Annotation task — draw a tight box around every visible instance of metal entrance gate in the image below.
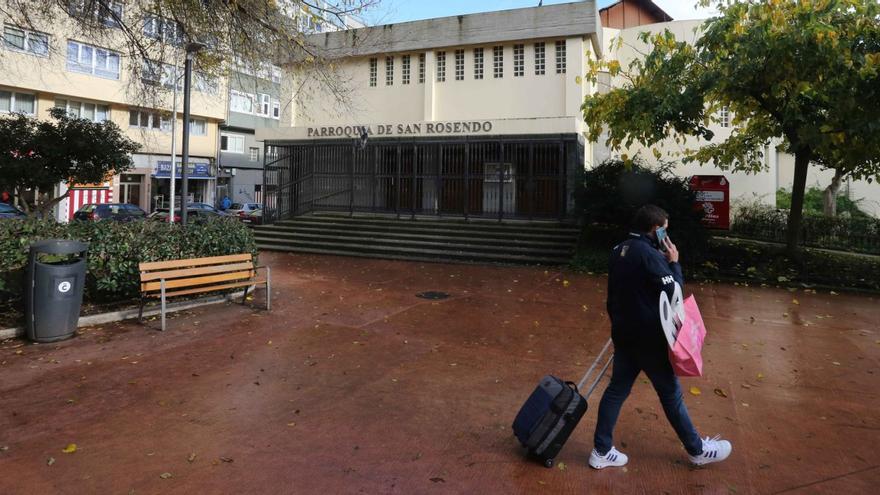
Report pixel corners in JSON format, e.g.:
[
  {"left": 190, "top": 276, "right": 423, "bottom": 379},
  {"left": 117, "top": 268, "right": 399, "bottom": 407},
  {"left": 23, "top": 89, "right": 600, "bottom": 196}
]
[{"left": 262, "top": 135, "right": 583, "bottom": 224}]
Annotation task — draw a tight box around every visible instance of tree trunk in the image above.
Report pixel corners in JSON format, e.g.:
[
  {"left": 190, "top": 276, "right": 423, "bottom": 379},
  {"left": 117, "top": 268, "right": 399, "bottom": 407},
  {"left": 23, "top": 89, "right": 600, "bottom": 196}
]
[
  {"left": 14, "top": 186, "right": 32, "bottom": 215},
  {"left": 785, "top": 150, "right": 811, "bottom": 255},
  {"left": 822, "top": 170, "right": 844, "bottom": 217},
  {"left": 36, "top": 190, "right": 69, "bottom": 219}
]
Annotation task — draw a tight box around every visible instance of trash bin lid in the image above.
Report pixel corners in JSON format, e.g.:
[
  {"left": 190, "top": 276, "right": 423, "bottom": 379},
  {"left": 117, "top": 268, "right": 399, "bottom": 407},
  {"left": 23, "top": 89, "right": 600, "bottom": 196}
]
[{"left": 29, "top": 239, "right": 89, "bottom": 255}]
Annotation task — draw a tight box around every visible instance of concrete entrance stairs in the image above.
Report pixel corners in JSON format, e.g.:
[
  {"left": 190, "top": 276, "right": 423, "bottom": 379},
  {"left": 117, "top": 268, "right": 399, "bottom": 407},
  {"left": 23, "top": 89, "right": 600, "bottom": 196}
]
[{"left": 253, "top": 213, "right": 579, "bottom": 265}]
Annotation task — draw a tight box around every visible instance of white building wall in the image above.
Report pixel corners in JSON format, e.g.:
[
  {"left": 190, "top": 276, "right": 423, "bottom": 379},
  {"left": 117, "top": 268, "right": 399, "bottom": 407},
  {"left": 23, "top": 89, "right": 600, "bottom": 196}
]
[{"left": 290, "top": 38, "right": 594, "bottom": 127}]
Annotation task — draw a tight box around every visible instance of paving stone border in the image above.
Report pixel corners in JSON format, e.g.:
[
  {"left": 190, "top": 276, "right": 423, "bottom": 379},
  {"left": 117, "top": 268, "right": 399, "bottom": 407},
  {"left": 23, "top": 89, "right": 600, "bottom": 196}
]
[{"left": 0, "top": 290, "right": 247, "bottom": 340}]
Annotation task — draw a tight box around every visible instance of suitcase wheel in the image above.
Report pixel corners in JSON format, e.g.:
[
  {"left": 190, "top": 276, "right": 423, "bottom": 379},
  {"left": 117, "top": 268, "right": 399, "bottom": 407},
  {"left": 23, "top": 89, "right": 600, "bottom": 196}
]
[{"left": 544, "top": 458, "right": 554, "bottom": 468}]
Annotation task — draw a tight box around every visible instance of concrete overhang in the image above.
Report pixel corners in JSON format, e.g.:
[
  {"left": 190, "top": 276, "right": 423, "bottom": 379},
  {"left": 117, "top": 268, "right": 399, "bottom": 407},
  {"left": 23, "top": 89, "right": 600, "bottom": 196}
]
[{"left": 296, "top": 1, "right": 603, "bottom": 61}]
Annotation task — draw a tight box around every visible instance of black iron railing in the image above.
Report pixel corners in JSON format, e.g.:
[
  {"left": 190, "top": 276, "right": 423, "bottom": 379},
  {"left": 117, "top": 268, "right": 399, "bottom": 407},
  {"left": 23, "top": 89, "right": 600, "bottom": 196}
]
[{"left": 263, "top": 135, "right": 583, "bottom": 224}]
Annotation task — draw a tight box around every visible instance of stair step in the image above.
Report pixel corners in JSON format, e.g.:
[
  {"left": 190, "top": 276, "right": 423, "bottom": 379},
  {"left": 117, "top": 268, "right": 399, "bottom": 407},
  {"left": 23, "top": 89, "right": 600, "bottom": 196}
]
[
  {"left": 257, "top": 213, "right": 578, "bottom": 266},
  {"left": 260, "top": 222, "right": 579, "bottom": 242},
  {"left": 254, "top": 232, "right": 572, "bottom": 256},
  {"left": 282, "top": 214, "right": 580, "bottom": 234},
  {"left": 256, "top": 238, "right": 572, "bottom": 265},
  {"left": 254, "top": 225, "right": 576, "bottom": 247}
]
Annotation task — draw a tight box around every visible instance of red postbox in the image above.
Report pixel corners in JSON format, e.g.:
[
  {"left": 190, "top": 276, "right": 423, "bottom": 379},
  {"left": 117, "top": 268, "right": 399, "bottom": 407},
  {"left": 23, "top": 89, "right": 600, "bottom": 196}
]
[{"left": 689, "top": 175, "right": 730, "bottom": 230}]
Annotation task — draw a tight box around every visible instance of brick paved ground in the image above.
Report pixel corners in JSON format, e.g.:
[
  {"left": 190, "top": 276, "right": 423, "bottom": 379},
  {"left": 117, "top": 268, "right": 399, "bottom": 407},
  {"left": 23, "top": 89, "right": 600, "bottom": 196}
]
[{"left": 1, "top": 252, "right": 878, "bottom": 494}]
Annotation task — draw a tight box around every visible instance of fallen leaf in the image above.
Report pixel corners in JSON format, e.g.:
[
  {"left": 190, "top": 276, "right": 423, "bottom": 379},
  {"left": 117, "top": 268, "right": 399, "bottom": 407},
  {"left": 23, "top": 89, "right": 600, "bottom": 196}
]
[
  {"left": 47, "top": 457, "right": 55, "bottom": 466},
  {"left": 430, "top": 477, "right": 445, "bottom": 483},
  {"left": 187, "top": 453, "right": 196, "bottom": 463},
  {"left": 792, "top": 299, "right": 799, "bottom": 305},
  {"left": 220, "top": 457, "right": 233, "bottom": 463},
  {"left": 287, "top": 422, "right": 296, "bottom": 427},
  {"left": 830, "top": 291, "right": 839, "bottom": 296},
  {"left": 689, "top": 386, "right": 701, "bottom": 396},
  {"left": 159, "top": 472, "right": 173, "bottom": 479},
  {"left": 713, "top": 388, "right": 728, "bottom": 398},
  {"left": 756, "top": 373, "right": 765, "bottom": 380},
  {"left": 537, "top": 480, "right": 547, "bottom": 485},
  {"left": 557, "top": 462, "right": 567, "bottom": 471},
  {"left": 562, "top": 280, "right": 570, "bottom": 288},
  {"left": 741, "top": 403, "right": 750, "bottom": 407},
  {"left": 832, "top": 361, "right": 841, "bottom": 366},
  {"left": 62, "top": 444, "right": 77, "bottom": 454}
]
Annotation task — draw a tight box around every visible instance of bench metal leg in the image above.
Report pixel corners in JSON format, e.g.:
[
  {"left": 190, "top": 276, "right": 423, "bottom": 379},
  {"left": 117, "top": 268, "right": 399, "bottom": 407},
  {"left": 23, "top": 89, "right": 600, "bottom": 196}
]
[
  {"left": 160, "top": 278, "right": 166, "bottom": 332},
  {"left": 265, "top": 266, "right": 272, "bottom": 311},
  {"left": 241, "top": 285, "right": 250, "bottom": 305},
  {"left": 137, "top": 296, "right": 145, "bottom": 323}
]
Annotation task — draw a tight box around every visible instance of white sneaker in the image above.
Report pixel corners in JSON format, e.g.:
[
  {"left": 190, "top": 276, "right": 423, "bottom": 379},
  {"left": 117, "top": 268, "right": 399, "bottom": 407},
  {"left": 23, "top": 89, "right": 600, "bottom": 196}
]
[
  {"left": 589, "top": 447, "right": 629, "bottom": 469},
  {"left": 689, "top": 435, "right": 732, "bottom": 466}
]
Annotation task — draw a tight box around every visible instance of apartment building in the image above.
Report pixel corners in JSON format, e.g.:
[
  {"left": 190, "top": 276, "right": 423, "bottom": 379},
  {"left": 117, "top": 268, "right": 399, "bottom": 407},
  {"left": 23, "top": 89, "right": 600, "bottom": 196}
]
[
  {"left": 217, "top": 2, "right": 363, "bottom": 206},
  {"left": 0, "top": 6, "right": 225, "bottom": 220},
  {"left": 216, "top": 64, "right": 283, "bottom": 206}
]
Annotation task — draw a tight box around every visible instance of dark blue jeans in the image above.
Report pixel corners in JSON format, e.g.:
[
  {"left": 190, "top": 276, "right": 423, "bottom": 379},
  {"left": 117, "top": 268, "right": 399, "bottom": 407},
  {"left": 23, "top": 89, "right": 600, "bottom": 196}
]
[{"left": 593, "top": 345, "right": 703, "bottom": 456}]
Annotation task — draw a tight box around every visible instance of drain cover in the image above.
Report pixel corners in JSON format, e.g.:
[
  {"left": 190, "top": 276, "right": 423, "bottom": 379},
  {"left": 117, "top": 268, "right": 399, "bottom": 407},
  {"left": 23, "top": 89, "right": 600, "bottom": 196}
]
[{"left": 416, "top": 291, "right": 451, "bottom": 300}]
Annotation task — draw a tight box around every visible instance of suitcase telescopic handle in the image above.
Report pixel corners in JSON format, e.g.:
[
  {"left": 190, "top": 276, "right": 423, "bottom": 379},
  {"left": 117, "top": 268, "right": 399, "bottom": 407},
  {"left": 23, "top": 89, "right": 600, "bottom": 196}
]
[{"left": 576, "top": 338, "right": 614, "bottom": 399}]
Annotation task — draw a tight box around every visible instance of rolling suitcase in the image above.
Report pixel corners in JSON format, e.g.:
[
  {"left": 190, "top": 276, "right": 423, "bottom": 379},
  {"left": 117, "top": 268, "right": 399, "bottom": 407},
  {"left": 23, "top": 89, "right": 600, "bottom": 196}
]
[{"left": 512, "top": 339, "right": 614, "bottom": 468}]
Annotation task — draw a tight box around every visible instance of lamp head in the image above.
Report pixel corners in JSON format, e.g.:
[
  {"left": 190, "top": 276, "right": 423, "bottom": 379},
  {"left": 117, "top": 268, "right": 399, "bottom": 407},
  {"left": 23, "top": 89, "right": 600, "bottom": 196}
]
[{"left": 185, "top": 42, "right": 206, "bottom": 53}]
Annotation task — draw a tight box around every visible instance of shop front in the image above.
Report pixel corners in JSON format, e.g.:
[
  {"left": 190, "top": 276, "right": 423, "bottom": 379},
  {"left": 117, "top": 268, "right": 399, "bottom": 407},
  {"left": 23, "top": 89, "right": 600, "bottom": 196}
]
[{"left": 146, "top": 157, "right": 216, "bottom": 210}]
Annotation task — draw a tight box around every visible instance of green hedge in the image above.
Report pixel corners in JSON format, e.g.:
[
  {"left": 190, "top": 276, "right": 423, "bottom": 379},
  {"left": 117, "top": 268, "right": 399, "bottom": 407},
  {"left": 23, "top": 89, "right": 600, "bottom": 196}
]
[
  {"left": 0, "top": 218, "right": 257, "bottom": 304},
  {"left": 731, "top": 201, "right": 880, "bottom": 255}
]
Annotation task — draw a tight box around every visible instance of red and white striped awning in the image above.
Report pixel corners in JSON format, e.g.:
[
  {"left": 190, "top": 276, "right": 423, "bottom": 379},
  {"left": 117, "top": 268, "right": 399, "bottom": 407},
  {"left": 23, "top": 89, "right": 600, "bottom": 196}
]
[{"left": 66, "top": 187, "right": 113, "bottom": 221}]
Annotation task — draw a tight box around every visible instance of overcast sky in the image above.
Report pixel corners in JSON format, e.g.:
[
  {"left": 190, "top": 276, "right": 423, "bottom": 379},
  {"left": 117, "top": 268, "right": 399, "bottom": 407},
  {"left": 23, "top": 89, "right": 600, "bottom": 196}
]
[{"left": 363, "top": 1, "right": 718, "bottom": 25}]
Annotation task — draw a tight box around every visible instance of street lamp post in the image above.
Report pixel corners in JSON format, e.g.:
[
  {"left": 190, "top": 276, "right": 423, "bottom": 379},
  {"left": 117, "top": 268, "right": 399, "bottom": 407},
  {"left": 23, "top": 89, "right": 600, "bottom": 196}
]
[
  {"left": 180, "top": 42, "right": 205, "bottom": 226},
  {"left": 168, "top": 62, "right": 179, "bottom": 223}
]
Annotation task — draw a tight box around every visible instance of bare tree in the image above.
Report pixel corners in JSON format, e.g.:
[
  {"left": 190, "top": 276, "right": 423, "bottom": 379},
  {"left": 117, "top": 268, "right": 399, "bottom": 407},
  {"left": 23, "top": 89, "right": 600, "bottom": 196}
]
[{"left": 0, "top": 0, "right": 379, "bottom": 110}]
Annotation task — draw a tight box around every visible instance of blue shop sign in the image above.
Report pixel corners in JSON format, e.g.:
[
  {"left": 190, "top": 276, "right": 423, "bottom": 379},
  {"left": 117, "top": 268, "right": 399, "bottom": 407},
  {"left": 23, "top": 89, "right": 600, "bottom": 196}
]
[{"left": 154, "top": 161, "right": 213, "bottom": 178}]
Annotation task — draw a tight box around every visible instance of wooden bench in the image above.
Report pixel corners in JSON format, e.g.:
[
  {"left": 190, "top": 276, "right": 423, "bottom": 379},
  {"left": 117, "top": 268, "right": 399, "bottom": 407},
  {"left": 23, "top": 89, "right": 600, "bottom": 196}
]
[{"left": 138, "top": 253, "right": 270, "bottom": 331}]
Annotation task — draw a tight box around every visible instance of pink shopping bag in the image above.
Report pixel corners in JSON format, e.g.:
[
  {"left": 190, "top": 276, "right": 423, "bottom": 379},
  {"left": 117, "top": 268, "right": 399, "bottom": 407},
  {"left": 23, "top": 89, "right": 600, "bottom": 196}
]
[{"left": 668, "top": 295, "right": 707, "bottom": 377}]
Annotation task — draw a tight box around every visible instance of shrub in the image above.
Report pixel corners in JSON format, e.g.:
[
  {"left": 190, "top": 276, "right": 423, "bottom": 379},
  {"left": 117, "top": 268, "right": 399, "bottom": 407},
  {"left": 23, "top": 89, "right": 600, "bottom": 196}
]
[
  {"left": 776, "top": 187, "right": 870, "bottom": 219},
  {"left": 573, "top": 159, "right": 709, "bottom": 264},
  {"left": 693, "top": 237, "right": 880, "bottom": 292},
  {"left": 0, "top": 217, "right": 257, "bottom": 304},
  {"left": 731, "top": 201, "right": 880, "bottom": 254}
]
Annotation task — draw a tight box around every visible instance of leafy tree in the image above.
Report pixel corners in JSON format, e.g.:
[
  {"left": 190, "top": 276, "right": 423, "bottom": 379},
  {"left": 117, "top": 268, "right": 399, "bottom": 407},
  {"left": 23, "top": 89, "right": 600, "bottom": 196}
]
[
  {"left": 0, "top": 108, "right": 140, "bottom": 216},
  {"left": 583, "top": 0, "right": 880, "bottom": 254}
]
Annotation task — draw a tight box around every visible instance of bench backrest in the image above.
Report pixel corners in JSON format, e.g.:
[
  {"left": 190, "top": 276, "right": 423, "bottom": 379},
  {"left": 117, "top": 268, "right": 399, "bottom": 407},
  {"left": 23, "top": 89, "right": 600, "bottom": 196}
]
[{"left": 139, "top": 253, "right": 255, "bottom": 294}]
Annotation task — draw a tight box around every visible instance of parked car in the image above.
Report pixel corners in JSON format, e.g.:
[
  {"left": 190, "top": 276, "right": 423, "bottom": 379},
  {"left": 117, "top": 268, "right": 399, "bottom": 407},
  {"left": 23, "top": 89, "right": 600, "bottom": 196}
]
[
  {"left": 0, "top": 202, "right": 25, "bottom": 219},
  {"left": 73, "top": 203, "right": 147, "bottom": 222},
  {"left": 226, "top": 202, "right": 261, "bottom": 218},
  {"left": 148, "top": 208, "right": 223, "bottom": 224},
  {"left": 188, "top": 202, "right": 229, "bottom": 215},
  {"left": 240, "top": 208, "right": 263, "bottom": 225}
]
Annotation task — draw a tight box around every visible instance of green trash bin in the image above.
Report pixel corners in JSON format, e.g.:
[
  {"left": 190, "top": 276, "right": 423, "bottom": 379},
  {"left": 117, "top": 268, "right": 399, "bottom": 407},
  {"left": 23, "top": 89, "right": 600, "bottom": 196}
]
[{"left": 25, "top": 239, "right": 89, "bottom": 343}]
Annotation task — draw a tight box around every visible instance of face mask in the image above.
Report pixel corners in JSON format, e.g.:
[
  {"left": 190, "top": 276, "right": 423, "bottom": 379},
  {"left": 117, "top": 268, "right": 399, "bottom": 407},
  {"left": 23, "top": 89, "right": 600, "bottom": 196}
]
[{"left": 655, "top": 226, "right": 667, "bottom": 247}]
